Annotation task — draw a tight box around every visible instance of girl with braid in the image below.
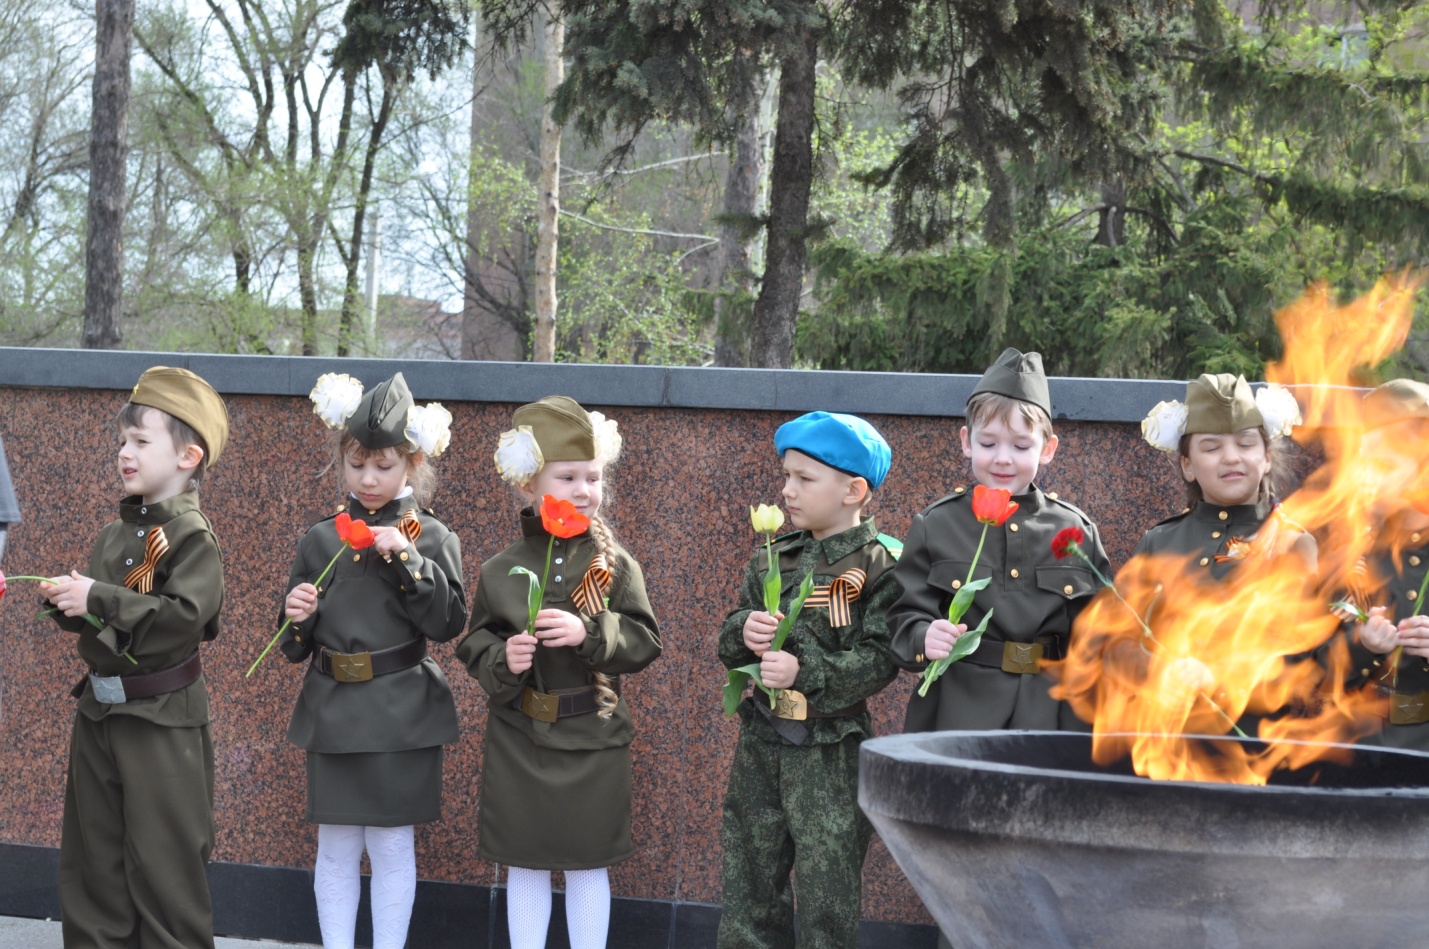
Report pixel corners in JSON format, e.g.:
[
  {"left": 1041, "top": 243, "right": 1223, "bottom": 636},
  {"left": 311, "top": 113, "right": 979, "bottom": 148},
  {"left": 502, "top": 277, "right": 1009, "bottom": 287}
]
[{"left": 458, "top": 396, "right": 663, "bottom": 949}]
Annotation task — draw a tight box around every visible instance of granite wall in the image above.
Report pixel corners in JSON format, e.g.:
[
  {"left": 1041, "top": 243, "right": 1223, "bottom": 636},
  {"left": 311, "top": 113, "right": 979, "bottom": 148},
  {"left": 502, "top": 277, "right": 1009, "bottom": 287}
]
[{"left": 0, "top": 350, "right": 1193, "bottom": 935}]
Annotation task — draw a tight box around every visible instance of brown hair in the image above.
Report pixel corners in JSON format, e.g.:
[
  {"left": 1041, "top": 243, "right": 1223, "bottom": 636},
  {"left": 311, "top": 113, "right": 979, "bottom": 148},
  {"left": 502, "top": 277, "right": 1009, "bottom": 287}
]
[
  {"left": 116, "top": 402, "right": 209, "bottom": 489},
  {"left": 336, "top": 431, "right": 437, "bottom": 507},
  {"left": 1178, "top": 428, "right": 1284, "bottom": 507},
  {"left": 965, "top": 392, "right": 1054, "bottom": 442}
]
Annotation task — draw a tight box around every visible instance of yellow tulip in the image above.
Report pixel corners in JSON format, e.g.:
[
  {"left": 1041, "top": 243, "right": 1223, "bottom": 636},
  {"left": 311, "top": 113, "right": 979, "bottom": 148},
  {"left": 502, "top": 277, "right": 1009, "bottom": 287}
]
[{"left": 749, "top": 503, "right": 785, "bottom": 535}]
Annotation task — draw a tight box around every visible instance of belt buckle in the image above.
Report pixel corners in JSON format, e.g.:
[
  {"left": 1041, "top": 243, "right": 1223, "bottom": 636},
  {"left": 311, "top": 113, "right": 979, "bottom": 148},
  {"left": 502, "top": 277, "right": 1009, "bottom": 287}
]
[
  {"left": 520, "top": 687, "right": 559, "bottom": 724},
  {"left": 774, "top": 689, "right": 808, "bottom": 721},
  {"left": 1391, "top": 692, "right": 1429, "bottom": 725},
  {"left": 89, "top": 674, "right": 127, "bottom": 704},
  {"left": 1001, "top": 642, "right": 1043, "bottom": 674},
  {"left": 330, "top": 651, "right": 374, "bottom": 683}
]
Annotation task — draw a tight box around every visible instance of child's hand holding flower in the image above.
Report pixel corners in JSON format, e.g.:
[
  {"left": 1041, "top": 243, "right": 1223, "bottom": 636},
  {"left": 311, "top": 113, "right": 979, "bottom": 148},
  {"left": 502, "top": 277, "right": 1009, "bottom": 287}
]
[
  {"left": 368, "top": 525, "right": 410, "bottom": 560},
  {"left": 1396, "top": 613, "right": 1429, "bottom": 659},
  {"left": 506, "top": 633, "right": 537, "bottom": 674},
  {"left": 923, "top": 619, "right": 967, "bottom": 661},
  {"left": 286, "top": 583, "right": 319, "bottom": 624},
  {"left": 533, "top": 608, "right": 587, "bottom": 648},
  {"left": 760, "top": 649, "right": 799, "bottom": 690},
  {"left": 1359, "top": 606, "right": 1399, "bottom": 653},
  {"left": 742, "top": 610, "right": 781, "bottom": 655},
  {"left": 45, "top": 570, "right": 96, "bottom": 618}
]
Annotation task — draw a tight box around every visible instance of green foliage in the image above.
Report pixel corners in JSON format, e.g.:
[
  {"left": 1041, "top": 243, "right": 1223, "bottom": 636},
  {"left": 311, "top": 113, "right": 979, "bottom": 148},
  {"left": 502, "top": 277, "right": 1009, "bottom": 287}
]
[{"left": 333, "top": 0, "right": 469, "bottom": 79}]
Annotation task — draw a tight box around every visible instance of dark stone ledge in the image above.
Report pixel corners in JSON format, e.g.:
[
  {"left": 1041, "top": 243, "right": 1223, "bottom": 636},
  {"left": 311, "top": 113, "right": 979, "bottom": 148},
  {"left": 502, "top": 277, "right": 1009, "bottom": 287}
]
[{"left": 0, "top": 346, "right": 1182, "bottom": 423}]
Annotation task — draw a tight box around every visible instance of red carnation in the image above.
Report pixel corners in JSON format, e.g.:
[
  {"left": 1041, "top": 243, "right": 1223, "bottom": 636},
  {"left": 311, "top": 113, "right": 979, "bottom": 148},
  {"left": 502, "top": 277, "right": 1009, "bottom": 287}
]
[{"left": 1051, "top": 526, "right": 1086, "bottom": 560}]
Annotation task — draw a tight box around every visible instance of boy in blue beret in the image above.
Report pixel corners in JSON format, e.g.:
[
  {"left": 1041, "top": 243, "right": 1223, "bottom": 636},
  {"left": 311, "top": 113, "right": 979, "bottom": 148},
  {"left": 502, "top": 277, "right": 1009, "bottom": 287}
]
[{"left": 717, "top": 411, "right": 902, "bottom": 949}]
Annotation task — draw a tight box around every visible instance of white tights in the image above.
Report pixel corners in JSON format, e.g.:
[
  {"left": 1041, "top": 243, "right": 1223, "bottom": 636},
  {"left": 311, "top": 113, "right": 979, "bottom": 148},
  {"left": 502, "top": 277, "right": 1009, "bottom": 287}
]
[
  {"left": 507, "top": 865, "right": 611, "bottom": 949},
  {"left": 313, "top": 823, "right": 417, "bottom": 949}
]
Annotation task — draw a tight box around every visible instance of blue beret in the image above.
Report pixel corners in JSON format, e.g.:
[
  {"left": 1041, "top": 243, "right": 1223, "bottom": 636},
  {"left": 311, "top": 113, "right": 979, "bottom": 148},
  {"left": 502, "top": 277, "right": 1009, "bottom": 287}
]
[{"left": 774, "top": 412, "right": 892, "bottom": 489}]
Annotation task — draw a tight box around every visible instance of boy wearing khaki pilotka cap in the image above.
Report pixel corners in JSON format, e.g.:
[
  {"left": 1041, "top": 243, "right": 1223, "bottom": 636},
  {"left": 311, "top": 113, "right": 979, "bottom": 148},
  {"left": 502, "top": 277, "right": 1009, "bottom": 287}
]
[
  {"left": 41, "top": 366, "right": 229, "bottom": 949},
  {"left": 887, "top": 348, "right": 1111, "bottom": 733}
]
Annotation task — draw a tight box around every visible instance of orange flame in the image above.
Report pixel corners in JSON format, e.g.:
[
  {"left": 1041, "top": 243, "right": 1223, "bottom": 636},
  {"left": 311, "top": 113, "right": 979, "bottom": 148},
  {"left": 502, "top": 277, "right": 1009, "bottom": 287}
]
[{"left": 1053, "top": 274, "right": 1423, "bottom": 784}]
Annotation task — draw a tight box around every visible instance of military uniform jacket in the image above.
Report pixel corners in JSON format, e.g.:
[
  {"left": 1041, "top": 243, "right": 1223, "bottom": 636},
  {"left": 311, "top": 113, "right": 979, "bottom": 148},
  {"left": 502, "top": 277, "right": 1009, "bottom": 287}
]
[
  {"left": 719, "top": 518, "right": 900, "bottom": 746},
  {"left": 456, "top": 510, "right": 662, "bottom": 751},
  {"left": 888, "top": 486, "right": 1108, "bottom": 731},
  {"left": 51, "top": 492, "right": 223, "bottom": 726},
  {"left": 1132, "top": 498, "right": 1316, "bottom": 579},
  {"left": 1335, "top": 518, "right": 1429, "bottom": 748},
  {"left": 279, "top": 497, "right": 464, "bottom": 754}
]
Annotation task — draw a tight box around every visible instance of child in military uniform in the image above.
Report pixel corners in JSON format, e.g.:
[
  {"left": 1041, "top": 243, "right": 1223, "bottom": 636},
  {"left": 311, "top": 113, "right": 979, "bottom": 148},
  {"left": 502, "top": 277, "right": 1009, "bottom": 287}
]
[
  {"left": 458, "top": 396, "right": 661, "bottom": 949},
  {"left": 277, "top": 372, "right": 464, "bottom": 949},
  {"left": 1120, "top": 373, "right": 1314, "bottom": 704},
  {"left": 41, "top": 366, "right": 229, "bottom": 948},
  {"left": 888, "top": 348, "right": 1110, "bottom": 733},
  {"left": 717, "top": 411, "right": 900, "bottom": 949},
  {"left": 1332, "top": 379, "right": 1429, "bottom": 751}
]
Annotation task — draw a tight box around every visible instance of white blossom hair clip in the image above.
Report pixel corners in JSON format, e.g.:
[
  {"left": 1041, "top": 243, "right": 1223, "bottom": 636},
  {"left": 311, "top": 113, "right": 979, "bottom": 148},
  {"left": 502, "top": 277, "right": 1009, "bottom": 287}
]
[
  {"left": 310, "top": 373, "right": 364, "bottom": 429},
  {"left": 1141, "top": 400, "right": 1188, "bottom": 452},
  {"left": 405, "top": 402, "right": 453, "bottom": 458},
  {"left": 1255, "top": 384, "right": 1302, "bottom": 440},
  {"left": 589, "top": 411, "right": 622, "bottom": 464},
  {"left": 494, "top": 425, "right": 544, "bottom": 485}
]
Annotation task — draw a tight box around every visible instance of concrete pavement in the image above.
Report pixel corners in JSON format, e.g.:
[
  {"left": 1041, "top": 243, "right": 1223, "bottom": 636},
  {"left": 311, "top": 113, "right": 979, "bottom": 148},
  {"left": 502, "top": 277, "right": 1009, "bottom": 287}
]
[{"left": 0, "top": 916, "right": 319, "bottom": 948}]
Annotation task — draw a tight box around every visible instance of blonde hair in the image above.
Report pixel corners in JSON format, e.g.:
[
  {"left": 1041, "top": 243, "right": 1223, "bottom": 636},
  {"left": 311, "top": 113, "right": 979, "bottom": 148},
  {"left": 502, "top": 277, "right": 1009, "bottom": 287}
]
[
  {"left": 965, "top": 392, "right": 1054, "bottom": 442},
  {"left": 1177, "top": 429, "right": 1284, "bottom": 507},
  {"left": 336, "top": 431, "right": 437, "bottom": 507}
]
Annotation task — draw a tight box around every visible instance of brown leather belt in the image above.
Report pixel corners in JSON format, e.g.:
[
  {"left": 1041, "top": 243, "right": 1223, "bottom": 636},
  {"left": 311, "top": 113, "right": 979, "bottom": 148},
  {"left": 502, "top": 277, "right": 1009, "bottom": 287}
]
[
  {"left": 83, "top": 651, "right": 203, "bottom": 704},
  {"left": 964, "top": 636, "right": 1063, "bottom": 673},
  {"left": 314, "top": 638, "right": 426, "bottom": 683},
  {"left": 511, "top": 680, "right": 620, "bottom": 724}
]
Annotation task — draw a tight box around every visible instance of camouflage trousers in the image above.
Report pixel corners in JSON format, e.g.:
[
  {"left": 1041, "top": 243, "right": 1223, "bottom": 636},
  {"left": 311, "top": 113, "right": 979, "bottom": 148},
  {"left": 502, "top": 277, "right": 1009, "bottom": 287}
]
[{"left": 717, "top": 729, "right": 871, "bottom": 949}]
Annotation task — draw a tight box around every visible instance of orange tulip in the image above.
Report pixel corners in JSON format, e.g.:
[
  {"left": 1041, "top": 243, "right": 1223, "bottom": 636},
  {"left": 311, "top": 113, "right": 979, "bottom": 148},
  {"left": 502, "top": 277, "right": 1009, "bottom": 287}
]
[
  {"left": 971, "top": 484, "right": 1018, "bottom": 526},
  {"left": 540, "top": 495, "right": 590, "bottom": 539}
]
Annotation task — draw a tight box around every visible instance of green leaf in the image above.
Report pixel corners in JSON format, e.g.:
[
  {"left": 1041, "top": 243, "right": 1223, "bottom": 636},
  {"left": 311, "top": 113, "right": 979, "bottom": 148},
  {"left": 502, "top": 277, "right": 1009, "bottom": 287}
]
[
  {"left": 770, "top": 574, "right": 816, "bottom": 653},
  {"left": 1330, "top": 600, "right": 1369, "bottom": 623},
  {"left": 508, "top": 565, "right": 543, "bottom": 633},
  {"left": 723, "top": 663, "right": 766, "bottom": 717},
  {"left": 947, "top": 576, "right": 991, "bottom": 624},
  {"left": 763, "top": 558, "right": 782, "bottom": 615},
  {"left": 917, "top": 607, "right": 995, "bottom": 698}
]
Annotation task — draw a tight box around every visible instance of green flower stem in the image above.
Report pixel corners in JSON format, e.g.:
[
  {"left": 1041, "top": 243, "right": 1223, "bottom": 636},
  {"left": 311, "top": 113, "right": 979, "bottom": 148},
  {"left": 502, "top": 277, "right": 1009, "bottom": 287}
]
[
  {"left": 1383, "top": 564, "right": 1429, "bottom": 692},
  {"left": 11, "top": 576, "right": 135, "bottom": 664},
  {"left": 1069, "top": 543, "right": 1247, "bottom": 740},
  {"left": 532, "top": 534, "right": 556, "bottom": 634},
  {"left": 918, "top": 523, "right": 991, "bottom": 695},
  {"left": 246, "top": 543, "right": 350, "bottom": 677}
]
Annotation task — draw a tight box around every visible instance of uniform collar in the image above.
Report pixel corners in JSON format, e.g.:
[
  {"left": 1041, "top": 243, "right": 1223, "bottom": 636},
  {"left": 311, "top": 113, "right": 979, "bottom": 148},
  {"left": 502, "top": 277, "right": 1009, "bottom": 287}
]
[
  {"left": 793, "top": 516, "right": 878, "bottom": 564},
  {"left": 1188, "top": 497, "right": 1272, "bottom": 527},
  {"left": 1012, "top": 485, "right": 1046, "bottom": 514},
  {"left": 119, "top": 491, "right": 200, "bottom": 525},
  {"left": 344, "top": 494, "right": 417, "bottom": 520},
  {"left": 519, "top": 506, "right": 591, "bottom": 539}
]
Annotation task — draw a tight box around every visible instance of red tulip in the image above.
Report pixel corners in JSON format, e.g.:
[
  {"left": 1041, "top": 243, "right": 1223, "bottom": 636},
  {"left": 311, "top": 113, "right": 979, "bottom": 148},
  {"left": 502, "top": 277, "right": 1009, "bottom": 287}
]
[
  {"left": 540, "top": 495, "right": 590, "bottom": 539},
  {"left": 0, "top": 569, "right": 7, "bottom": 603},
  {"left": 971, "top": 484, "right": 1018, "bottom": 526},
  {"left": 335, "top": 512, "right": 376, "bottom": 550},
  {"left": 1051, "top": 526, "right": 1085, "bottom": 560}
]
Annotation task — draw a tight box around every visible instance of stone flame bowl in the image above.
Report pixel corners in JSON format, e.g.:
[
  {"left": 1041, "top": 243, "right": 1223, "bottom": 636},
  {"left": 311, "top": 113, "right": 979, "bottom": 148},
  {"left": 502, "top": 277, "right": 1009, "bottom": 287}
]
[{"left": 859, "top": 730, "right": 1429, "bottom": 949}]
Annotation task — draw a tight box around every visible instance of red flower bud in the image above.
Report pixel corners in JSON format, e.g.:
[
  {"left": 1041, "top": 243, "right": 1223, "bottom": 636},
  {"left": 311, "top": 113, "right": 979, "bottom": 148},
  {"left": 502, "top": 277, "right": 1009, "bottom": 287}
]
[
  {"left": 335, "top": 511, "right": 376, "bottom": 550},
  {"left": 971, "top": 484, "right": 1018, "bottom": 526}
]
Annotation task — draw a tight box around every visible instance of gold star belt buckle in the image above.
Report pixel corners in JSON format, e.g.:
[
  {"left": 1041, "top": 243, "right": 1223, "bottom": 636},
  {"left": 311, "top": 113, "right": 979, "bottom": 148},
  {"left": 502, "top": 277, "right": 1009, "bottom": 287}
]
[
  {"left": 331, "top": 650, "right": 374, "bottom": 683},
  {"left": 1001, "top": 641, "right": 1044, "bottom": 675},
  {"left": 1390, "top": 691, "right": 1429, "bottom": 726},
  {"left": 773, "top": 689, "right": 808, "bottom": 721},
  {"left": 520, "top": 687, "right": 559, "bottom": 724}
]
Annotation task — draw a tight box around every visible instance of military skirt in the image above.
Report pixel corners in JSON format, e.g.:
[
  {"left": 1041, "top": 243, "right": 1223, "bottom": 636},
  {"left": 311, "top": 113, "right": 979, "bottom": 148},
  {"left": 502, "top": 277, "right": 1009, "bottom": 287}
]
[
  {"left": 306, "top": 747, "right": 443, "bottom": 826},
  {"left": 478, "top": 717, "right": 633, "bottom": 870}
]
